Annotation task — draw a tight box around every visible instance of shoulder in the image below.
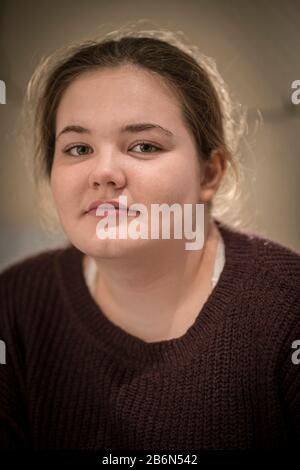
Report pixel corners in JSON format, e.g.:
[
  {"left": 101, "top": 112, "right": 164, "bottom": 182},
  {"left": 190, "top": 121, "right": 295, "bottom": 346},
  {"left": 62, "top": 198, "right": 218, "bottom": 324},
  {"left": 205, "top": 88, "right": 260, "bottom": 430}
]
[
  {"left": 216, "top": 219, "right": 300, "bottom": 295},
  {"left": 0, "top": 244, "right": 75, "bottom": 347},
  {"left": 249, "top": 229, "right": 300, "bottom": 288},
  {"left": 0, "top": 245, "right": 68, "bottom": 285},
  {"left": 0, "top": 244, "right": 73, "bottom": 317},
  {"left": 216, "top": 220, "right": 300, "bottom": 373}
]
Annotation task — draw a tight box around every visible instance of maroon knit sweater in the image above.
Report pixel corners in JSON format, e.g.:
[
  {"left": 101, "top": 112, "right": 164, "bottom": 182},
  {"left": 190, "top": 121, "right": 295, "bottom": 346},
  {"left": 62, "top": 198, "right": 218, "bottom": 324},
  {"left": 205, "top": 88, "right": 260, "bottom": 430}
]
[{"left": 0, "top": 219, "right": 300, "bottom": 450}]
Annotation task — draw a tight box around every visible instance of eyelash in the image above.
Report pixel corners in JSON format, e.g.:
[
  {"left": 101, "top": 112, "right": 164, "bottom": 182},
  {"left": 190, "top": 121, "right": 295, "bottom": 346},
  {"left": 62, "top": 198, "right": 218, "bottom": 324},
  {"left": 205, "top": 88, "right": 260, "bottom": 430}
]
[{"left": 63, "top": 141, "right": 162, "bottom": 157}]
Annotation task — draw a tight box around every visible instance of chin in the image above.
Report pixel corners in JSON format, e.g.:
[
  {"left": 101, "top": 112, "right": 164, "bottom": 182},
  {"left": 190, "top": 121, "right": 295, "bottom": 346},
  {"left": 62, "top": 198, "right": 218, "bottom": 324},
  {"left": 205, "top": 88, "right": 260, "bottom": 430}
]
[{"left": 78, "top": 236, "right": 144, "bottom": 259}]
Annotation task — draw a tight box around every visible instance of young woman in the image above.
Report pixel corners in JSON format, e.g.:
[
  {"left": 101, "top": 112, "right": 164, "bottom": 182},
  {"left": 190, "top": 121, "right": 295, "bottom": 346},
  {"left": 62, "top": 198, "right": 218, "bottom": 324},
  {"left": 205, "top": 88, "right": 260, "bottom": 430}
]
[{"left": 0, "top": 29, "right": 299, "bottom": 450}]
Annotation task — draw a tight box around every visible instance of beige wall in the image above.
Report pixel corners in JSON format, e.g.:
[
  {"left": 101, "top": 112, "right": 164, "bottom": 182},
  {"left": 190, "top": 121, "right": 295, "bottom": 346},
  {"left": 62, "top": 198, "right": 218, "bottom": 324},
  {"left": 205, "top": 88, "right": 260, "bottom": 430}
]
[{"left": 0, "top": 0, "right": 299, "bottom": 269}]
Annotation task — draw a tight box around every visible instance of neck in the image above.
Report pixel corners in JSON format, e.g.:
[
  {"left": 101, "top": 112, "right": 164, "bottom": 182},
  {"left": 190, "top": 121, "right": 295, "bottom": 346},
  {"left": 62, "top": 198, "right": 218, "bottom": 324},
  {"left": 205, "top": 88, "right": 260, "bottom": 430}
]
[{"left": 83, "top": 213, "right": 220, "bottom": 341}]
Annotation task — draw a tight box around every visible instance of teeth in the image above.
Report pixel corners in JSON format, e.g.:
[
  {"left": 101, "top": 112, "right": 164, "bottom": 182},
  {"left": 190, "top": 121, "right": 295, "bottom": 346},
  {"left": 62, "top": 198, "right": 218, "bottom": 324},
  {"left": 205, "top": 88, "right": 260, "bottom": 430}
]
[
  {"left": 94, "top": 205, "right": 139, "bottom": 215},
  {"left": 97, "top": 205, "right": 119, "bottom": 210}
]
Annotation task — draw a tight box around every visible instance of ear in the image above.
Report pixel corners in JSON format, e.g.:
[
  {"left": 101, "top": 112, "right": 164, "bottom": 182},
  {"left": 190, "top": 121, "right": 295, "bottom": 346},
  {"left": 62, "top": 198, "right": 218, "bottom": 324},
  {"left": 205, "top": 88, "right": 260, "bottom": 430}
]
[{"left": 198, "top": 149, "right": 227, "bottom": 203}]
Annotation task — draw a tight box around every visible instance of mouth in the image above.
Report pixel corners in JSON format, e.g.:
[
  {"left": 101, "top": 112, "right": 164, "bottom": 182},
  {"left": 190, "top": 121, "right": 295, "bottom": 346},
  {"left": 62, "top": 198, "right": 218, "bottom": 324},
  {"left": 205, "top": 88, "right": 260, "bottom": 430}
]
[{"left": 86, "top": 207, "right": 139, "bottom": 217}]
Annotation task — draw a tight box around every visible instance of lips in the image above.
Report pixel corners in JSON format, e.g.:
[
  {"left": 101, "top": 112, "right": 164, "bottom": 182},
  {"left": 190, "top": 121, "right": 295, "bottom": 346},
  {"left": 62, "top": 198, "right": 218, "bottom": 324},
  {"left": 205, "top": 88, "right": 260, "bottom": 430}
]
[
  {"left": 94, "top": 205, "right": 127, "bottom": 214},
  {"left": 91, "top": 207, "right": 127, "bottom": 217},
  {"left": 85, "top": 199, "right": 140, "bottom": 217},
  {"left": 86, "top": 200, "right": 128, "bottom": 213}
]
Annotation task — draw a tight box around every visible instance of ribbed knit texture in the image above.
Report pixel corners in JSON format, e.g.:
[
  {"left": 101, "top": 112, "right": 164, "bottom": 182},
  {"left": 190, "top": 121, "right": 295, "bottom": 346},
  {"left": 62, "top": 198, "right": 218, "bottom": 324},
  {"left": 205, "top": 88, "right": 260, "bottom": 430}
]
[{"left": 0, "top": 218, "right": 299, "bottom": 450}]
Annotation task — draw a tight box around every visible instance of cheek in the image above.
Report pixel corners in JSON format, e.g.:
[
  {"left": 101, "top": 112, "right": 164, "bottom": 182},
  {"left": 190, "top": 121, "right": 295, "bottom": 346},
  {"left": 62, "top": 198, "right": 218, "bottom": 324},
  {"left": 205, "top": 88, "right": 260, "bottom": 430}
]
[
  {"left": 50, "top": 165, "right": 77, "bottom": 213},
  {"left": 50, "top": 166, "right": 60, "bottom": 204},
  {"left": 140, "top": 157, "right": 200, "bottom": 202},
  {"left": 50, "top": 166, "right": 65, "bottom": 207}
]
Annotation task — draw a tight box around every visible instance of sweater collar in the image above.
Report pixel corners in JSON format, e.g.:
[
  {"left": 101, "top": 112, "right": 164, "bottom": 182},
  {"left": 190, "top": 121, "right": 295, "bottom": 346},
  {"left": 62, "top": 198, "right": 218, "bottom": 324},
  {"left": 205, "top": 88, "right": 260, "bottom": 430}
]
[{"left": 55, "top": 218, "right": 256, "bottom": 371}]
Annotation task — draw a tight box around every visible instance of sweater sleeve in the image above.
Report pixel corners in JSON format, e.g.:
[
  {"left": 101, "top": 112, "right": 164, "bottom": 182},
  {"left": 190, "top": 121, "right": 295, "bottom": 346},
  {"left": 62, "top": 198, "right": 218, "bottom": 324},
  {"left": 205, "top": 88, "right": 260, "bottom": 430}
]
[
  {"left": 278, "top": 293, "right": 300, "bottom": 445},
  {"left": 0, "top": 267, "right": 30, "bottom": 449}
]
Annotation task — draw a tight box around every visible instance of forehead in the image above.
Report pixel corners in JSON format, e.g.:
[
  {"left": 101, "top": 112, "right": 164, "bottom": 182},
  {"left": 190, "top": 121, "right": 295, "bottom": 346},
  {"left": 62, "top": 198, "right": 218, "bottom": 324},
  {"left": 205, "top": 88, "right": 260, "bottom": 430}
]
[{"left": 55, "top": 65, "right": 184, "bottom": 132}]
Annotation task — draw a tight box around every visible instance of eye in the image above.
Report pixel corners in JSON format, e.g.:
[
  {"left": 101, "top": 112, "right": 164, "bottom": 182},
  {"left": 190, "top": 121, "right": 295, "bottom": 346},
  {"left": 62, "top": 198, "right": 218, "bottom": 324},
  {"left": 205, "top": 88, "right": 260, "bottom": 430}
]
[
  {"left": 129, "top": 142, "right": 161, "bottom": 154},
  {"left": 63, "top": 144, "right": 93, "bottom": 157}
]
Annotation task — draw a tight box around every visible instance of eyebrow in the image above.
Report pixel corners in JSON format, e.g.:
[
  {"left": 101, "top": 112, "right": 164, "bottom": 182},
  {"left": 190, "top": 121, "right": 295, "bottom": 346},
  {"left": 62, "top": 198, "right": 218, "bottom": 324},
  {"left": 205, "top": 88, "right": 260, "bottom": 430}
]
[{"left": 55, "top": 122, "right": 174, "bottom": 140}]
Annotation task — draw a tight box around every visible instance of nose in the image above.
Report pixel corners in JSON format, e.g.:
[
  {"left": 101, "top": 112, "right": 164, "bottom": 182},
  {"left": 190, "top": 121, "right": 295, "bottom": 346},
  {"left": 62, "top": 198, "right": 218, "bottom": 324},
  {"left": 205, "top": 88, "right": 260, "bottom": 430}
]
[{"left": 88, "top": 150, "right": 126, "bottom": 190}]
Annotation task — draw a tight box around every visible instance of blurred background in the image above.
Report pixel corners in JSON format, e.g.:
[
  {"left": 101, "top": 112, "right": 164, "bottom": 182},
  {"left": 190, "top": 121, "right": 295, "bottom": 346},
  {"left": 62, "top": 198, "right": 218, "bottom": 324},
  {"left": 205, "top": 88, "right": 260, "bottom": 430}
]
[{"left": 0, "top": 0, "right": 299, "bottom": 270}]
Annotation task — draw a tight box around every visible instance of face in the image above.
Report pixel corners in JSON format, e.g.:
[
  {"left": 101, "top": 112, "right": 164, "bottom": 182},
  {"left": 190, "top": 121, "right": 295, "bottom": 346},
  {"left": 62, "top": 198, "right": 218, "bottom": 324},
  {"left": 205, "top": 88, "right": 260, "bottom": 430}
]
[{"left": 51, "top": 65, "right": 205, "bottom": 258}]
